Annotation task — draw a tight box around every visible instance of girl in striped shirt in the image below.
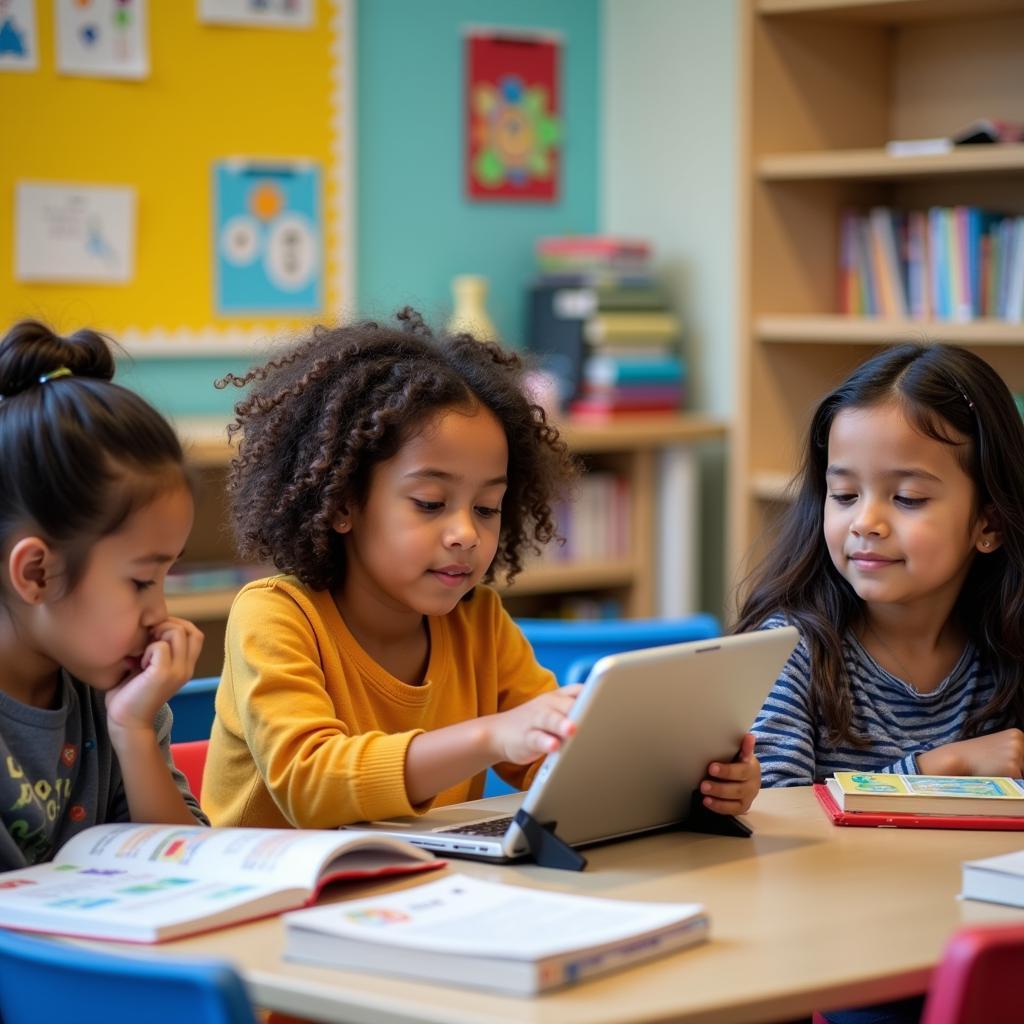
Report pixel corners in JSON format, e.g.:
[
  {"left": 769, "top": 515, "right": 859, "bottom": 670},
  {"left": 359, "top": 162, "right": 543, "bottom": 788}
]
[{"left": 739, "top": 343, "right": 1024, "bottom": 791}]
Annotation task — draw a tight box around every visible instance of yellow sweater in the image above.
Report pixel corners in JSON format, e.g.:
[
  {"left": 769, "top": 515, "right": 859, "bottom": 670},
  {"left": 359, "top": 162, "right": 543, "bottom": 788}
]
[{"left": 202, "top": 577, "right": 557, "bottom": 829}]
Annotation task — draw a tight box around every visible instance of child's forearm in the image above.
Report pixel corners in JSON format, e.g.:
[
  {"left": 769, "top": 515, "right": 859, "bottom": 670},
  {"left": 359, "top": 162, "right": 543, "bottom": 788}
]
[
  {"left": 110, "top": 727, "right": 200, "bottom": 825},
  {"left": 404, "top": 718, "right": 503, "bottom": 806}
]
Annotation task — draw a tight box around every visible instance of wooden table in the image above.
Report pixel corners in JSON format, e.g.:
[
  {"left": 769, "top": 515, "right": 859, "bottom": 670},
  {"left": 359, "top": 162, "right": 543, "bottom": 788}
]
[{"left": 94, "top": 788, "right": 1024, "bottom": 1024}]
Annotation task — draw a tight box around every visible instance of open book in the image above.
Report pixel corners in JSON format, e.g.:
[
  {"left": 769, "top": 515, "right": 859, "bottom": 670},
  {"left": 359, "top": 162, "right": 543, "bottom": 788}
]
[
  {"left": 284, "top": 873, "right": 709, "bottom": 996},
  {"left": 824, "top": 772, "right": 1024, "bottom": 817},
  {"left": 0, "top": 824, "right": 442, "bottom": 943}
]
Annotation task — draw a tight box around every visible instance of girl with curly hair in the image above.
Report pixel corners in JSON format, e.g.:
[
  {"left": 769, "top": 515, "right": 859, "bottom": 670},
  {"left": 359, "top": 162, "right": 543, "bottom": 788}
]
[{"left": 202, "top": 308, "right": 590, "bottom": 829}]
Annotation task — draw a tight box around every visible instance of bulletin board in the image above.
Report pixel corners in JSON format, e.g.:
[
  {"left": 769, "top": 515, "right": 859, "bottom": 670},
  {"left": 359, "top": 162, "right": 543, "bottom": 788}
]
[{"left": 0, "top": 0, "right": 352, "bottom": 354}]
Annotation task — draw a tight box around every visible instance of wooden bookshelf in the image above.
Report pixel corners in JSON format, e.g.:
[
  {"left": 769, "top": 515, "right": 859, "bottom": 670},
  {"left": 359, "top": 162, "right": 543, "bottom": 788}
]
[
  {"left": 175, "top": 414, "right": 725, "bottom": 677},
  {"left": 731, "top": 0, "right": 1024, "bottom": 595},
  {"left": 758, "top": 144, "right": 1024, "bottom": 181},
  {"left": 756, "top": 315, "right": 1024, "bottom": 345}
]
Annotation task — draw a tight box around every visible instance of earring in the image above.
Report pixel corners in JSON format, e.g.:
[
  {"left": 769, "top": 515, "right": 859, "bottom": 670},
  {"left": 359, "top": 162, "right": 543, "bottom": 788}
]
[{"left": 982, "top": 540, "right": 991, "bottom": 549}]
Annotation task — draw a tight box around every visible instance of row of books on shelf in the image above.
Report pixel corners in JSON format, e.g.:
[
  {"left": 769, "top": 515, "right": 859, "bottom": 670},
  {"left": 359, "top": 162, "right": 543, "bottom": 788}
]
[
  {"left": 547, "top": 473, "right": 631, "bottom": 562},
  {"left": 839, "top": 207, "right": 1024, "bottom": 322}
]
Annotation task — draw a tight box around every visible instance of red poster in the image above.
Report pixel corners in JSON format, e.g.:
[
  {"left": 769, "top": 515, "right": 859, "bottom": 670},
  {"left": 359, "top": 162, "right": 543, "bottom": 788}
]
[{"left": 466, "top": 31, "right": 561, "bottom": 202}]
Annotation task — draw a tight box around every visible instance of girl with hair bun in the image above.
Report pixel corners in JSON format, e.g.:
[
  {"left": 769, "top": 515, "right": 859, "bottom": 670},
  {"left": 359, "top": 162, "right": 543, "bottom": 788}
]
[{"left": 0, "top": 320, "right": 206, "bottom": 872}]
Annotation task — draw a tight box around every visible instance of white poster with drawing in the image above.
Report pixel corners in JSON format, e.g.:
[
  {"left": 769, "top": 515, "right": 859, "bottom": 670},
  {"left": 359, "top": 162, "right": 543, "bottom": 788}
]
[
  {"left": 198, "top": 0, "right": 313, "bottom": 29},
  {"left": 16, "top": 182, "right": 136, "bottom": 283},
  {"left": 55, "top": 0, "right": 148, "bottom": 79},
  {"left": 0, "top": 0, "right": 38, "bottom": 71}
]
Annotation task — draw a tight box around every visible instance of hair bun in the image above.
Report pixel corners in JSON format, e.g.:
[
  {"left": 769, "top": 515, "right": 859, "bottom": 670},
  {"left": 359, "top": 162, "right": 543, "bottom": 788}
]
[{"left": 0, "top": 320, "right": 116, "bottom": 398}]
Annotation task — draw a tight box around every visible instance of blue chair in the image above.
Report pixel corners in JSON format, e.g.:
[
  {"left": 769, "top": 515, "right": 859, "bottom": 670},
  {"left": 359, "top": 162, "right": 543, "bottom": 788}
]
[
  {"left": 168, "top": 675, "right": 220, "bottom": 742},
  {"left": 0, "top": 927, "right": 258, "bottom": 1024},
  {"left": 484, "top": 614, "right": 722, "bottom": 796},
  {"left": 515, "top": 614, "right": 721, "bottom": 684}
]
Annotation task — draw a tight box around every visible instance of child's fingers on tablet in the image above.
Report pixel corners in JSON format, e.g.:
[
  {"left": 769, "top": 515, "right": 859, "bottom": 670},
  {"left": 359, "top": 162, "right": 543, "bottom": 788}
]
[
  {"left": 701, "top": 778, "right": 748, "bottom": 800},
  {"left": 707, "top": 760, "right": 754, "bottom": 781},
  {"left": 702, "top": 794, "right": 744, "bottom": 813}
]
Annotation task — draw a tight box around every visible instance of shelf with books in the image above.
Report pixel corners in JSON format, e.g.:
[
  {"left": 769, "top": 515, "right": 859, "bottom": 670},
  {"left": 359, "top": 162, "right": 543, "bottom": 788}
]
[
  {"left": 731, "top": 0, "right": 1024, "bottom": 590},
  {"left": 174, "top": 413, "right": 725, "bottom": 674}
]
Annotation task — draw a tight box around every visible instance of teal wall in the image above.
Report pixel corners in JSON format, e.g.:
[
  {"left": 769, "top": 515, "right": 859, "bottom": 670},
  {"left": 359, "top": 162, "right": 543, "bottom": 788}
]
[
  {"left": 126, "top": 0, "right": 600, "bottom": 419},
  {"left": 358, "top": 0, "right": 600, "bottom": 346}
]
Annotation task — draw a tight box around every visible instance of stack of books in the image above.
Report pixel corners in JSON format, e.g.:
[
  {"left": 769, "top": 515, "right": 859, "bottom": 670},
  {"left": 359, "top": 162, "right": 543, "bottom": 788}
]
[
  {"left": 838, "top": 206, "right": 1024, "bottom": 322},
  {"left": 527, "top": 236, "right": 686, "bottom": 418}
]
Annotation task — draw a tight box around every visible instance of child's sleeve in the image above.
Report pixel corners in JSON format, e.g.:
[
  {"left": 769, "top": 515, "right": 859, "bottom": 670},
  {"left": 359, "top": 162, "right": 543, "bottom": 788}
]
[
  {"left": 158, "top": 705, "right": 209, "bottom": 824},
  {"left": 487, "top": 599, "right": 560, "bottom": 791},
  {"left": 219, "top": 585, "right": 430, "bottom": 828},
  {"left": 751, "top": 619, "right": 819, "bottom": 787},
  {"left": 104, "top": 704, "right": 209, "bottom": 826}
]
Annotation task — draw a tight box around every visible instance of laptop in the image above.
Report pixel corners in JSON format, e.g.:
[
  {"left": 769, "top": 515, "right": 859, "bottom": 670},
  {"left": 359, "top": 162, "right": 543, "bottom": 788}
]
[{"left": 347, "top": 627, "right": 799, "bottom": 863}]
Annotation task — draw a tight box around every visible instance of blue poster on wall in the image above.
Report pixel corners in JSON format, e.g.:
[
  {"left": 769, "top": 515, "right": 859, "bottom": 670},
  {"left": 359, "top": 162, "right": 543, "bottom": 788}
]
[{"left": 214, "top": 159, "right": 322, "bottom": 315}]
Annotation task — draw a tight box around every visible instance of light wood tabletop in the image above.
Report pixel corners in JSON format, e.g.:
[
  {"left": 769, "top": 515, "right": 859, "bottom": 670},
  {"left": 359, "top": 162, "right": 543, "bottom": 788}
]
[{"left": 90, "top": 787, "right": 1024, "bottom": 1024}]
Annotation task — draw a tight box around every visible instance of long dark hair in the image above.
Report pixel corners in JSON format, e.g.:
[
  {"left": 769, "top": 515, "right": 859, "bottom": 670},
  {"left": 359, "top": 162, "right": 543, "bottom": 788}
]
[
  {"left": 735, "top": 343, "right": 1024, "bottom": 745},
  {"left": 216, "top": 307, "right": 578, "bottom": 592},
  {"left": 0, "top": 320, "right": 187, "bottom": 597}
]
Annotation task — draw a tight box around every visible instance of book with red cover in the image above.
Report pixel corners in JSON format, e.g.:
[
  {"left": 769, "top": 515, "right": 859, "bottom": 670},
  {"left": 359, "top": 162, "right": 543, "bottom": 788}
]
[{"left": 813, "top": 783, "right": 1024, "bottom": 831}]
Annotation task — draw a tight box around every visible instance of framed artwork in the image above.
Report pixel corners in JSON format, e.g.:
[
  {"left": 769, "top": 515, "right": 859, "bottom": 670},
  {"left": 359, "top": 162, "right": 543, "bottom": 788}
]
[{"left": 465, "top": 29, "right": 561, "bottom": 202}]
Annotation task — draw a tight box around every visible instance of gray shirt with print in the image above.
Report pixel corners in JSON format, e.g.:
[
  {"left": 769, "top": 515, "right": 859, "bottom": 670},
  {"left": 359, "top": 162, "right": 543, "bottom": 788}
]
[{"left": 0, "top": 672, "right": 207, "bottom": 872}]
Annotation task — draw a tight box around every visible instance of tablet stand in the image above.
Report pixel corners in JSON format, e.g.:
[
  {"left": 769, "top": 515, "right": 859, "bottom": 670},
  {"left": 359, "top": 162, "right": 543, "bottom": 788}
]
[
  {"left": 513, "top": 808, "right": 587, "bottom": 871},
  {"left": 679, "top": 790, "right": 753, "bottom": 838}
]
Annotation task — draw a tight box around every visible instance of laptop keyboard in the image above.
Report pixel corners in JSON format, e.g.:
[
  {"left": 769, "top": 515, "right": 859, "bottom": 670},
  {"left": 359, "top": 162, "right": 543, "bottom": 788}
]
[{"left": 437, "top": 815, "right": 514, "bottom": 837}]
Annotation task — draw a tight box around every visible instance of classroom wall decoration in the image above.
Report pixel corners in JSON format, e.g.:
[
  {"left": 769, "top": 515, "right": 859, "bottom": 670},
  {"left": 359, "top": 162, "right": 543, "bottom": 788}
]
[
  {"left": 465, "top": 28, "right": 561, "bottom": 202},
  {"left": 0, "top": 0, "right": 38, "bottom": 71},
  {"left": 15, "top": 181, "right": 135, "bottom": 283},
  {"left": 215, "top": 160, "right": 322, "bottom": 314},
  {"left": 0, "top": 0, "right": 351, "bottom": 354},
  {"left": 55, "top": 0, "right": 148, "bottom": 80},
  {"left": 199, "top": 0, "right": 314, "bottom": 30}
]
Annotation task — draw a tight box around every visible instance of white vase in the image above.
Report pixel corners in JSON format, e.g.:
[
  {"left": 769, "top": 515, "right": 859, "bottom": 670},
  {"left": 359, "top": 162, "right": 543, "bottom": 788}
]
[{"left": 448, "top": 275, "right": 498, "bottom": 342}]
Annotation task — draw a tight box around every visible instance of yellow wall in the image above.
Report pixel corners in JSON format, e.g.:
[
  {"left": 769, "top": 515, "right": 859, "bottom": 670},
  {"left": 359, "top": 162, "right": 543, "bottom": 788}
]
[{"left": 0, "top": 1, "right": 343, "bottom": 336}]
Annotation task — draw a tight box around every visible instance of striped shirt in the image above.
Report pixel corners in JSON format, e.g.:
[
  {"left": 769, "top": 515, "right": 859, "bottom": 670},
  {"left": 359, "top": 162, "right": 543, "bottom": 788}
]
[{"left": 752, "top": 616, "right": 1009, "bottom": 787}]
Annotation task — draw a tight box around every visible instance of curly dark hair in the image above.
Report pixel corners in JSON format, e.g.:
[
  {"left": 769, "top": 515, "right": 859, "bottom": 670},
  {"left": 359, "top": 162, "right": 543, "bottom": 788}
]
[{"left": 216, "top": 307, "right": 579, "bottom": 592}]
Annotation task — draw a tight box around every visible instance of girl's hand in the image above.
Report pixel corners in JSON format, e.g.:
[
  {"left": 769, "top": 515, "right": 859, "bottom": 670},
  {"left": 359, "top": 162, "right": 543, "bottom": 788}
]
[
  {"left": 700, "top": 733, "right": 761, "bottom": 815},
  {"left": 106, "top": 617, "right": 204, "bottom": 737},
  {"left": 917, "top": 728, "right": 1024, "bottom": 778},
  {"left": 488, "top": 684, "right": 583, "bottom": 765}
]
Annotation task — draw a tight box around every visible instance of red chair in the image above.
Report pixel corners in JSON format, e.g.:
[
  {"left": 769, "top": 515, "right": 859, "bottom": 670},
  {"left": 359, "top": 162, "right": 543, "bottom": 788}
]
[
  {"left": 921, "top": 923, "right": 1024, "bottom": 1024},
  {"left": 171, "top": 739, "right": 209, "bottom": 802},
  {"left": 811, "top": 922, "right": 1024, "bottom": 1024}
]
